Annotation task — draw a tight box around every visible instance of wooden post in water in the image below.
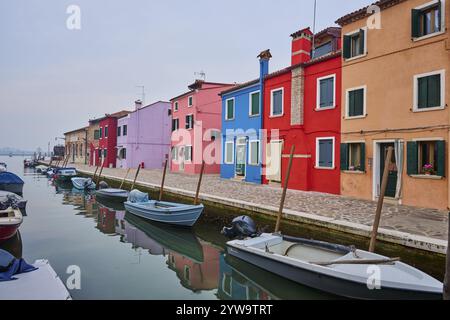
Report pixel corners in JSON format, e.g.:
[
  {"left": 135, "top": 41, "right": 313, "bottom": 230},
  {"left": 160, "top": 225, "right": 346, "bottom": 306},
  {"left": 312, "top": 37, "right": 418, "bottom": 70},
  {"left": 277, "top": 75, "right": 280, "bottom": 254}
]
[
  {"left": 119, "top": 168, "right": 131, "bottom": 190},
  {"left": 194, "top": 161, "right": 205, "bottom": 205},
  {"left": 96, "top": 159, "right": 105, "bottom": 185},
  {"left": 130, "top": 164, "right": 142, "bottom": 191},
  {"left": 159, "top": 160, "right": 168, "bottom": 201},
  {"left": 92, "top": 165, "right": 99, "bottom": 183},
  {"left": 369, "top": 146, "right": 394, "bottom": 252},
  {"left": 444, "top": 212, "right": 450, "bottom": 300},
  {"left": 275, "top": 145, "right": 295, "bottom": 233}
]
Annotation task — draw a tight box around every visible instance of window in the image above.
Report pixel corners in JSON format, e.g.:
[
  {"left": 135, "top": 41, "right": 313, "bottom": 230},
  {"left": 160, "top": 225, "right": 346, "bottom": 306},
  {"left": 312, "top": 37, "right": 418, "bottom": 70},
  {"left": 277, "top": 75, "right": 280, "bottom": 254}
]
[
  {"left": 249, "top": 91, "right": 260, "bottom": 116},
  {"left": 99, "top": 127, "right": 103, "bottom": 139},
  {"left": 184, "top": 266, "right": 191, "bottom": 283},
  {"left": 316, "top": 138, "right": 335, "bottom": 169},
  {"left": 249, "top": 140, "right": 260, "bottom": 166},
  {"left": 210, "top": 130, "right": 220, "bottom": 141},
  {"left": 103, "top": 149, "right": 107, "bottom": 158},
  {"left": 346, "top": 86, "right": 366, "bottom": 118},
  {"left": 407, "top": 140, "right": 445, "bottom": 176},
  {"left": 188, "top": 96, "right": 193, "bottom": 107},
  {"left": 412, "top": 0, "right": 444, "bottom": 38},
  {"left": 105, "top": 126, "right": 109, "bottom": 138},
  {"left": 317, "top": 75, "right": 335, "bottom": 109},
  {"left": 185, "top": 115, "right": 194, "bottom": 130},
  {"left": 185, "top": 146, "right": 192, "bottom": 162},
  {"left": 172, "top": 118, "right": 179, "bottom": 131},
  {"left": 270, "top": 88, "right": 284, "bottom": 116},
  {"left": 225, "top": 141, "right": 234, "bottom": 164},
  {"left": 123, "top": 125, "right": 127, "bottom": 136},
  {"left": 343, "top": 29, "right": 366, "bottom": 59},
  {"left": 117, "top": 126, "right": 121, "bottom": 137},
  {"left": 340, "top": 143, "right": 366, "bottom": 172},
  {"left": 312, "top": 41, "right": 333, "bottom": 59},
  {"left": 171, "top": 147, "right": 178, "bottom": 161},
  {"left": 225, "top": 98, "right": 235, "bottom": 120},
  {"left": 174, "top": 101, "right": 179, "bottom": 111},
  {"left": 119, "top": 148, "right": 126, "bottom": 160},
  {"left": 94, "top": 130, "right": 100, "bottom": 140},
  {"left": 414, "top": 70, "right": 445, "bottom": 111}
]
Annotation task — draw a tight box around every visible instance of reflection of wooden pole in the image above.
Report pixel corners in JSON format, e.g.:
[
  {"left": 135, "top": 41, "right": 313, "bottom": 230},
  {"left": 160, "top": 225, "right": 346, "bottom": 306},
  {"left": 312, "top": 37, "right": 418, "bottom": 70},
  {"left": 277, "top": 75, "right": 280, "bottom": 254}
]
[
  {"left": 275, "top": 145, "right": 295, "bottom": 233},
  {"left": 194, "top": 161, "right": 205, "bottom": 205},
  {"left": 130, "top": 164, "right": 142, "bottom": 191},
  {"left": 120, "top": 168, "right": 131, "bottom": 190},
  {"left": 96, "top": 159, "right": 105, "bottom": 185},
  {"left": 369, "top": 146, "right": 394, "bottom": 252},
  {"left": 444, "top": 212, "right": 450, "bottom": 300},
  {"left": 159, "top": 160, "right": 168, "bottom": 201}
]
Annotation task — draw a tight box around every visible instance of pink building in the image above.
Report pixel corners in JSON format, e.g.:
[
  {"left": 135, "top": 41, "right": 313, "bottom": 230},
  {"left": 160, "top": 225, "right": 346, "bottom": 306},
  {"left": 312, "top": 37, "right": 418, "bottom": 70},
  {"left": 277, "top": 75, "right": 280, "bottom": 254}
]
[{"left": 170, "top": 80, "right": 233, "bottom": 174}]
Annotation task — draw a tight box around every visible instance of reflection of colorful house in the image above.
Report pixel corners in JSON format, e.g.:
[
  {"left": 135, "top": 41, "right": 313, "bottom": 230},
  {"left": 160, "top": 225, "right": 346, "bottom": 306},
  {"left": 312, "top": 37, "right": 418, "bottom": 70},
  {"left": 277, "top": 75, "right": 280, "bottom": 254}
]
[
  {"left": 170, "top": 80, "right": 234, "bottom": 174},
  {"left": 219, "top": 51, "right": 271, "bottom": 184},
  {"left": 263, "top": 27, "right": 342, "bottom": 195},
  {"left": 167, "top": 239, "right": 220, "bottom": 292},
  {"left": 97, "top": 206, "right": 117, "bottom": 235},
  {"left": 116, "top": 100, "right": 171, "bottom": 169}
]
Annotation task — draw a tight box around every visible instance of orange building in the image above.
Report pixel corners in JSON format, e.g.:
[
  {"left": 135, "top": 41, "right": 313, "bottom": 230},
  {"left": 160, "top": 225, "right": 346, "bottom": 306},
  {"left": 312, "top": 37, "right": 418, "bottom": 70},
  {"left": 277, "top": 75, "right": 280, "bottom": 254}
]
[{"left": 337, "top": 0, "right": 449, "bottom": 210}]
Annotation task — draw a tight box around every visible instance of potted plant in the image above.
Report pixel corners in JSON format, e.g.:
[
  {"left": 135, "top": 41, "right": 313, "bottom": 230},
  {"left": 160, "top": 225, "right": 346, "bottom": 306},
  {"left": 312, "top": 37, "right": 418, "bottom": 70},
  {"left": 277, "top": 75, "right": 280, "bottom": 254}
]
[{"left": 422, "top": 164, "right": 434, "bottom": 175}]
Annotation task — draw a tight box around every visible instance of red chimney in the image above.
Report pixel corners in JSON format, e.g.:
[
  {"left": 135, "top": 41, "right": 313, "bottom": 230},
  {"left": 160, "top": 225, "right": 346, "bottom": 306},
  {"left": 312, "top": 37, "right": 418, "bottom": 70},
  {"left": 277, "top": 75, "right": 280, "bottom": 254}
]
[{"left": 290, "top": 27, "right": 313, "bottom": 65}]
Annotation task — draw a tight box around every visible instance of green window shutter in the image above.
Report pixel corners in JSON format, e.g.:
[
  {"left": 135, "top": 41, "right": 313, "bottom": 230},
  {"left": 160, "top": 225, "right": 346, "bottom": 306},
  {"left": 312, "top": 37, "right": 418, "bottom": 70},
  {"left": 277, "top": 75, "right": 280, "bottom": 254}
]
[
  {"left": 227, "top": 100, "right": 234, "bottom": 119},
  {"left": 348, "top": 91, "right": 355, "bottom": 116},
  {"left": 418, "top": 77, "right": 428, "bottom": 109},
  {"left": 360, "top": 143, "right": 366, "bottom": 172},
  {"left": 359, "top": 29, "right": 365, "bottom": 55},
  {"left": 437, "top": 1, "right": 442, "bottom": 32},
  {"left": 427, "top": 74, "right": 441, "bottom": 107},
  {"left": 251, "top": 92, "right": 260, "bottom": 115},
  {"left": 411, "top": 9, "right": 420, "bottom": 37},
  {"left": 343, "top": 35, "right": 351, "bottom": 59},
  {"left": 407, "top": 141, "right": 418, "bottom": 175},
  {"left": 340, "top": 143, "right": 349, "bottom": 171},
  {"left": 436, "top": 140, "right": 445, "bottom": 177}
]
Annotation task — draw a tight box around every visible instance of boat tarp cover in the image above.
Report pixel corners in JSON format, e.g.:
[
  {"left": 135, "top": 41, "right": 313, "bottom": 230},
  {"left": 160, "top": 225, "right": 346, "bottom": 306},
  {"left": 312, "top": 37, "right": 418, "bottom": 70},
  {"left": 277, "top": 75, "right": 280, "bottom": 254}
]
[
  {"left": 128, "top": 190, "right": 149, "bottom": 203},
  {"left": 0, "top": 172, "right": 24, "bottom": 185},
  {"left": 0, "top": 249, "right": 37, "bottom": 282}
]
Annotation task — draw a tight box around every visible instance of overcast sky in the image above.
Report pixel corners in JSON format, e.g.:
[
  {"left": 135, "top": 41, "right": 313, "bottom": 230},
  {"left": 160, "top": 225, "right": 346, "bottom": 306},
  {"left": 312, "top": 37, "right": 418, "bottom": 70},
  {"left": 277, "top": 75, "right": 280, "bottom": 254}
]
[{"left": 0, "top": 0, "right": 373, "bottom": 151}]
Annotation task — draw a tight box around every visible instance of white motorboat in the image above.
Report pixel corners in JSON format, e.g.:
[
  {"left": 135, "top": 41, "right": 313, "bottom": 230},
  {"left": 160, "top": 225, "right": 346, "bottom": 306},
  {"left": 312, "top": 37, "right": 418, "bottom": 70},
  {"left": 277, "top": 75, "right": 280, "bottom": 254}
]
[{"left": 71, "top": 177, "right": 96, "bottom": 190}]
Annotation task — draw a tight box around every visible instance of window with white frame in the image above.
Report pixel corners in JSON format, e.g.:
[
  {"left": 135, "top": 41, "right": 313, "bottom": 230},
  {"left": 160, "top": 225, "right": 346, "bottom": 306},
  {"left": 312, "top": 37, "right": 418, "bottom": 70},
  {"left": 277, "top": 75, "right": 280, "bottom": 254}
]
[
  {"left": 270, "top": 88, "right": 283, "bottom": 116},
  {"left": 414, "top": 70, "right": 445, "bottom": 111},
  {"left": 185, "top": 115, "right": 194, "bottom": 130},
  {"left": 317, "top": 75, "right": 335, "bottom": 109},
  {"left": 225, "top": 98, "right": 235, "bottom": 120},
  {"left": 316, "top": 138, "right": 335, "bottom": 169},
  {"left": 249, "top": 91, "right": 260, "bottom": 116},
  {"left": 412, "top": 0, "right": 445, "bottom": 39},
  {"left": 343, "top": 28, "right": 366, "bottom": 60},
  {"left": 225, "top": 141, "right": 234, "bottom": 164},
  {"left": 346, "top": 86, "right": 366, "bottom": 118},
  {"left": 188, "top": 96, "right": 193, "bottom": 107},
  {"left": 249, "top": 140, "right": 260, "bottom": 166},
  {"left": 184, "top": 146, "right": 192, "bottom": 162},
  {"left": 172, "top": 118, "right": 179, "bottom": 131},
  {"left": 174, "top": 101, "right": 179, "bottom": 112},
  {"left": 171, "top": 146, "right": 178, "bottom": 161}
]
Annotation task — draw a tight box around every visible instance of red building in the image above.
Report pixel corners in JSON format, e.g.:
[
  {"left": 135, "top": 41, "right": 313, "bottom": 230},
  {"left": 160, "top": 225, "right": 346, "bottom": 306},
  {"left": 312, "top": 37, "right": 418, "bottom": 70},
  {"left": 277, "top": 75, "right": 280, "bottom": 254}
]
[
  {"left": 96, "top": 110, "right": 130, "bottom": 168},
  {"left": 263, "top": 27, "right": 342, "bottom": 194}
]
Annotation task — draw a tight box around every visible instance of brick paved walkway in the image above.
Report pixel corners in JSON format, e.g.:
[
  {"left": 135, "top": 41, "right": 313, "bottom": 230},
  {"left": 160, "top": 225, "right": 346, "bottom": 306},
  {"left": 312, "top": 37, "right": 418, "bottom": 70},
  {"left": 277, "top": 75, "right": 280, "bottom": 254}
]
[{"left": 67, "top": 163, "right": 448, "bottom": 242}]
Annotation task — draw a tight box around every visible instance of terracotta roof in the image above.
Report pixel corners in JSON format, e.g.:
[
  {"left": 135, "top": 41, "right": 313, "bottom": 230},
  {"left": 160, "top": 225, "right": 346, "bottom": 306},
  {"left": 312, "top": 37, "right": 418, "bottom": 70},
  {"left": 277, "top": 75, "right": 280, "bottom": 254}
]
[
  {"left": 335, "top": 0, "right": 407, "bottom": 26},
  {"left": 290, "top": 27, "right": 313, "bottom": 38},
  {"left": 314, "top": 27, "right": 342, "bottom": 39},
  {"left": 170, "top": 81, "right": 233, "bottom": 102},
  {"left": 64, "top": 126, "right": 88, "bottom": 135},
  {"left": 219, "top": 79, "right": 260, "bottom": 96}
]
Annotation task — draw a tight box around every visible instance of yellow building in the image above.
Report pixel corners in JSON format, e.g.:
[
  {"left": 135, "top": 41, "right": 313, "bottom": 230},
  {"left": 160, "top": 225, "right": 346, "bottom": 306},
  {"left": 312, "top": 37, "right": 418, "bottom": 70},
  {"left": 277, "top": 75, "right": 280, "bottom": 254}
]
[
  {"left": 64, "top": 127, "right": 88, "bottom": 165},
  {"left": 337, "top": 0, "right": 450, "bottom": 210}
]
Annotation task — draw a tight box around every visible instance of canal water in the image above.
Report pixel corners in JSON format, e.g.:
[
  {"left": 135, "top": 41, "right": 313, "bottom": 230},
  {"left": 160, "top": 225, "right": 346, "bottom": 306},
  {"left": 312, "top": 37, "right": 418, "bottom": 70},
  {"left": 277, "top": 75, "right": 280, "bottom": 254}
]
[{"left": 0, "top": 156, "right": 336, "bottom": 300}]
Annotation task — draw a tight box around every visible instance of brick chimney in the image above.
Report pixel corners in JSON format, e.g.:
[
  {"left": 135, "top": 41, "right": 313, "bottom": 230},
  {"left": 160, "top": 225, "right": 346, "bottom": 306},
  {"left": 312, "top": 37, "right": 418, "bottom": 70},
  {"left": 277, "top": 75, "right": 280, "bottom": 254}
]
[
  {"left": 135, "top": 99, "right": 143, "bottom": 110},
  {"left": 290, "top": 27, "right": 313, "bottom": 65}
]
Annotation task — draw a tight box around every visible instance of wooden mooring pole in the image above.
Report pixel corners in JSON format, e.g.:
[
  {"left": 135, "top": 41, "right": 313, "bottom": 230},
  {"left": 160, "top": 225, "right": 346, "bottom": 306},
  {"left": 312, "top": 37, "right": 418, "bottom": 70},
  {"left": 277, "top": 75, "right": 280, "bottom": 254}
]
[
  {"left": 194, "top": 161, "right": 205, "bottom": 205},
  {"left": 96, "top": 159, "right": 105, "bottom": 186},
  {"left": 130, "top": 164, "right": 142, "bottom": 191},
  {"left": 159, "top": 160, "right": 168, "bottom": 201},
  {"left": 369, "top": 146, "right": 394, "bottom": 252},
  {"left": 275, "top": 145, "right": 295, "bottom": 233},
  {"left": 92, "top": 165, "right": 99, "bottom": 183},
  {"left": 119, "top": 168, "right": 131, "bottom": 190},
  {"left": 444, "top": 212, "right": 450, "bottom": 300}
]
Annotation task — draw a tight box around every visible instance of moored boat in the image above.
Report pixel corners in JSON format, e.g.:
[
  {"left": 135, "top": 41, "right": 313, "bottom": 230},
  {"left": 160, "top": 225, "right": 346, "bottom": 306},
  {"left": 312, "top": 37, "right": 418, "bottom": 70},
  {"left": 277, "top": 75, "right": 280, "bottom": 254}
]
[
  {"left": 225, "top": 231, "right": 443, "bottom": 300},
  {"left": 95, "top": 188, "right": 129, "bottom": 202},
  {"left": 124, "top": 190, "right": 204, "bottom": 227},
  {"left": 0, "top": 207, "right": 23, "bottom": 243},
  {"left": 35, "top": 165, "right": 48, "bottom": 173},
  {"left": 53, "top": 167, "right": 78, "bottom": 182},
  {"left": 71, "top": 177, "right": 96, "bottom": 190},
  {"left": 0, "top": 191, "right": 27, "bottom": 210},
  {"left": 0, "top": 172, "right": 24, "bottom": 195}
]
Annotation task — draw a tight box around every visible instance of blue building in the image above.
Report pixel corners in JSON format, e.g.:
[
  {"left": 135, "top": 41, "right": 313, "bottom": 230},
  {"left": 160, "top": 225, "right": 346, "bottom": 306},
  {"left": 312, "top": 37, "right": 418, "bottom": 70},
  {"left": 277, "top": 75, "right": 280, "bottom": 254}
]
[{"left": 220, "top": 50, "right": 271, "bottom": 184}]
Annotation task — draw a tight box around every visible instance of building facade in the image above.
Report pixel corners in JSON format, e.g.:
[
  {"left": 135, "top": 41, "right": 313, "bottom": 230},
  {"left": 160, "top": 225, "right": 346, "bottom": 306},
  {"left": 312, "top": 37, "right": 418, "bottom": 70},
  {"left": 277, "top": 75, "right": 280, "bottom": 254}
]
[
  {"left": 87, "top": 118, "right": 100, "bottom": 166},
  {"left": 64, "top": 127, "right": 88, "bottom": 165},
  {"left": 170, "top": 80, "right": 233, "bottom": 174},
  {"left": 219, "top": 50, "right": 271, "bottom": 184},
  {"left": 337, "top": 0, "right": 449, "bottom": 210},
  {"left": 262, "top": 27, "right": 342, "bottom": 195},
  {"left": 116, "top": 100, "right": 171, "bottom": 169}
]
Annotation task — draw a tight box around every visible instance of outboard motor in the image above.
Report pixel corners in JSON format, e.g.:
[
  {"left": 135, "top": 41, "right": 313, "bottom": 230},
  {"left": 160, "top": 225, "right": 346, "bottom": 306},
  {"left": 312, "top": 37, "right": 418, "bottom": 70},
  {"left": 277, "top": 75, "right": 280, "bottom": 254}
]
[
  {"left": 98, "top": 181, "right": 109, "bottom": 190},
  {"left": 221, "top": 215, "right": 258, "bottom": 239}
]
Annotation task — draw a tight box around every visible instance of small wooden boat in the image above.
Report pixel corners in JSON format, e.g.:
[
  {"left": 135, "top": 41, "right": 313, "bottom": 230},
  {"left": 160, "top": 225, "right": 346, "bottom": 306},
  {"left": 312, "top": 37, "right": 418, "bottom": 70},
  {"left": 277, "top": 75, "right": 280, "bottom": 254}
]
[
  {"left": 0, "top": 172, "right": 24, "bottom": 195},
  {"left": 0, "top": 207, "right": 23, "bottom": 243},
  {"left": 226, "top": 233, "right": 443, "bottom": 300},
  {"left": 95, "top": 188, "right": 129, "bottom": 202},
  {"left": 0, "top": 191, "right": 27, "bottom": 210},
  {"left": 71, "top": 177, "right": 96, "bottom": 190},
  {"left": 124, "top": 196, "right": 204, "bottom": 227},
  {"left": 53, "top": 168, "right": 78, "bottom": 182}
]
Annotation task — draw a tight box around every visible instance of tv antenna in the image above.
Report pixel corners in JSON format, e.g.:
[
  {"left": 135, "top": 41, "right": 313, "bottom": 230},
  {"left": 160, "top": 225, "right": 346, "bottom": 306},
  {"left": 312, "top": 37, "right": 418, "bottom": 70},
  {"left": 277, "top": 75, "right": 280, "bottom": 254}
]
[
  {"left": 194, "top": 70, "right": 206, "bottom": 81},
  {"left": 136, "top": 85, "right": 145, "bottom": 105}
]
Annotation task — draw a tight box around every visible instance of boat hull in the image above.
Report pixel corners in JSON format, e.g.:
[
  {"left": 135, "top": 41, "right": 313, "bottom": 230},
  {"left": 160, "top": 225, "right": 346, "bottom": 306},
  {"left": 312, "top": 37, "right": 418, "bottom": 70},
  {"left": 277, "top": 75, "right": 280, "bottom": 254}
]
[
  {"left": 226, "top": 244, "right": 443, "bottom": 300},
  {"left": 95, "top": 189, "right": 129, "bottom": 203},
  {"left": 71, "top": 177, "right": 96, "bottom": 190},
  {"left": 0, "top": 224, "right": 20, "bottom": 242},
  {"left": 0, "top": 183, "right": 24, "bottom": 195},
  {"left": 124, "top": 201, "right": 204, "bottom": 227}
]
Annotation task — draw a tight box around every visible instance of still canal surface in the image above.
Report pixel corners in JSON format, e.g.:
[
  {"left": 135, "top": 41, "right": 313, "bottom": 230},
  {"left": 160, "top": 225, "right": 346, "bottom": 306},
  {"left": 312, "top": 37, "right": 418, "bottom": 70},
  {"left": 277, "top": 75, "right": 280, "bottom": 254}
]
[{"left": 0, "top": 156, "right": 338, "bottom": 300}]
